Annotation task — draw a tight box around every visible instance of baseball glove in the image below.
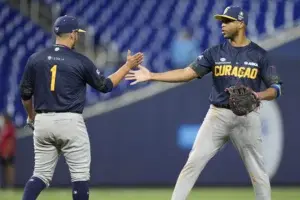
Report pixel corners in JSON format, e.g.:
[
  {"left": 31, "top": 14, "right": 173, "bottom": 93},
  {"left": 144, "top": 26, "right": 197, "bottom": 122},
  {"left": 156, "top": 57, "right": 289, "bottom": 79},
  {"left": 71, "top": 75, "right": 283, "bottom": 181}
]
[{"left": 226, "top": 85, "right": 260, "bottom": 116}]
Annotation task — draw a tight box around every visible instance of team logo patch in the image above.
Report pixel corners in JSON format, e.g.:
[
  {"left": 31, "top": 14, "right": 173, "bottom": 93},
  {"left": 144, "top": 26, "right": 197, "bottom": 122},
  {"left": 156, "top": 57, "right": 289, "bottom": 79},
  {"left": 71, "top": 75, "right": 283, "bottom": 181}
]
[
  {"left": 224, "top": 7, "right": 230, "bottom": 14},
  {"left": 47, "top": 56, "right": 52, "bottom": 60},
  {"left": 238, "top": 11, "right": 244, "bottom": 20},
  {"left": 244, "top": 61, "right": 258, "bottom": 67},
  {"left": 55, "top": 47, "right": 60, "bottom": 51}
]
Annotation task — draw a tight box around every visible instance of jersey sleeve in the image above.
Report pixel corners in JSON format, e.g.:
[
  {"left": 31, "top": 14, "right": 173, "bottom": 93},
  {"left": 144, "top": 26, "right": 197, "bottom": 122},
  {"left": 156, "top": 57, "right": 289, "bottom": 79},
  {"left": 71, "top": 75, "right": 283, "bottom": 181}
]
[
  {"left": 260, "top": 53, "right": 283, "bottom": 97},
  {"left": 19, "top": 56, "right": 35, "bottom": 100},
  {"left": 82, "top": 57, "right": 113, "bottom": 93},
  {"left": 190, "top": 48, "right": 214, "bottom": 78}
]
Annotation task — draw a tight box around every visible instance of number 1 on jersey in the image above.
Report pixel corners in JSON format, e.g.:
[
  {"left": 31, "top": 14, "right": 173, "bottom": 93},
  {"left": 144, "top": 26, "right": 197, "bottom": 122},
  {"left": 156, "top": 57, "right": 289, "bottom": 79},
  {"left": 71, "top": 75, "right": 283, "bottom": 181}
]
[{"left": 50, "top": 65, "right": 57, "bottom": 91}]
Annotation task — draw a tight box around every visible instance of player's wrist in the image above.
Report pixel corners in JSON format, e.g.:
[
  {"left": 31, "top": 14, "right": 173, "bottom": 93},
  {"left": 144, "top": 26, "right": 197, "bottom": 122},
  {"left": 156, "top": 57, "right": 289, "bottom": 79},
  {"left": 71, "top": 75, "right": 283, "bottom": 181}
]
[
  {"left": 125, "top": 61, "right": 137, "bottom": 69},
  {"left": 28, "top": 113, "right": 35, "bottom": 122},
  {"left": 253, "top": 91, "right": 261, "bottom": 100},
  {"left": 127, "top": 65, "right": 134, "bottom": 71},
  {"left": 27, "top": 117, "right": 34, "bottom": 124},
  {"left": 149, "top": 72, "right": 155, "bottom": 80},
  {"left": 256, "top": 92, "right": 263, "bottom": 100}
]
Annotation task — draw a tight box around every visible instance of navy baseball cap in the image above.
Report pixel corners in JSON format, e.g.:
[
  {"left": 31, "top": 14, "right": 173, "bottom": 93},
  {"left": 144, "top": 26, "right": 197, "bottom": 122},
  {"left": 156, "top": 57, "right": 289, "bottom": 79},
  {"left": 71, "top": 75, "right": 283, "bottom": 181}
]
[
  {"left": 53, "top": 15, "right": 86, "bottom": 35},
  {"left": 214, "top": 6, "right": 248, "bottom": 25}
]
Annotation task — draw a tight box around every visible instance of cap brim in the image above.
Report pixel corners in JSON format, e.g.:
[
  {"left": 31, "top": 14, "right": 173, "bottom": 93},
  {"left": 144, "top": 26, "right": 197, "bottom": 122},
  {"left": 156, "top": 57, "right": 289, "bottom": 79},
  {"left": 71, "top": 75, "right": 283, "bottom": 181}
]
[
  {"left": 214, "top": 14, "right": 237, "bottom": 21},
  {"left": 77, "top": 29, "right": 86, "bottom": 33}
]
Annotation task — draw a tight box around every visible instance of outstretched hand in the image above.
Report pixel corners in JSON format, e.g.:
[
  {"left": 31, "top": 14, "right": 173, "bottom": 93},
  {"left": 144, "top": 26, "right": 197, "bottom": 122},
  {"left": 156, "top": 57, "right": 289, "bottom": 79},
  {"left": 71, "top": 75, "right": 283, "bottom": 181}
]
[
  {"left": 126, "top": 50, "right": 144, "bottom": 69},
  {"left": 125, "top": 65, "right": 152, "bottom": 85}
]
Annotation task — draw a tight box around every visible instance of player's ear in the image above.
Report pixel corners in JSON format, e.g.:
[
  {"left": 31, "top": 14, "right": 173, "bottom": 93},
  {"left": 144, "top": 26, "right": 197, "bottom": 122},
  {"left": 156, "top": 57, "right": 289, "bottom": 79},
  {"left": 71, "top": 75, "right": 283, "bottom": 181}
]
[
  {"left": 239, "top": 22, "right": 245, "bottom": 29},
  {"left": 73, "top": 31, "right": 79, "bottom": 40},
  {"left": 67, "top": 33, "right": 72, "bottom": 40},
  {"left": 70, "top": 32, "right": 76, "bottom": 41}
]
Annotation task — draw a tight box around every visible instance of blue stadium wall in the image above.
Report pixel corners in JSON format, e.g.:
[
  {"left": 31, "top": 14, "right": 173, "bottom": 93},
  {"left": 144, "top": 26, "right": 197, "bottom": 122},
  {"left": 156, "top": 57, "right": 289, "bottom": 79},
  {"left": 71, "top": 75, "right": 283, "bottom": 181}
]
[{"left": 15, "top": 38, "right": 299, "bottom": 187}]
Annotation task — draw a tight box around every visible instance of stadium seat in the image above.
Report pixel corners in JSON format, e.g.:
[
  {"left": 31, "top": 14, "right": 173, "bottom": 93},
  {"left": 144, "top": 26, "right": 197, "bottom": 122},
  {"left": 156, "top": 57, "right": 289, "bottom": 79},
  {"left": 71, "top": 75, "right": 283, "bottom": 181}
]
[{"left": 1, "top": 0, "right": 300, "bottom": 126}]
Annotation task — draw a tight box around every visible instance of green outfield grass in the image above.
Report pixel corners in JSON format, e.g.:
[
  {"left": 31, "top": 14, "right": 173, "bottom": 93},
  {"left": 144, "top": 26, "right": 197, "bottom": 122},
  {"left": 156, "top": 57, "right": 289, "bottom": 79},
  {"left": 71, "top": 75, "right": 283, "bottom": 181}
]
[{"left": 1, "top": 187, "right": 299, "bottom": 200}]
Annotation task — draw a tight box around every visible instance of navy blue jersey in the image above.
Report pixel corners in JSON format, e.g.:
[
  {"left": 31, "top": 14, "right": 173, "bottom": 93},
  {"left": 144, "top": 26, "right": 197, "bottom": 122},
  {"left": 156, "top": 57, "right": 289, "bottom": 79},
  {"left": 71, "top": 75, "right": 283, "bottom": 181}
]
[
  {"left": 19, "top": 44, "right": 113, "bottom": 113},
  {"left": 191, "top": 41, "right": 282, "bottom": 105}
]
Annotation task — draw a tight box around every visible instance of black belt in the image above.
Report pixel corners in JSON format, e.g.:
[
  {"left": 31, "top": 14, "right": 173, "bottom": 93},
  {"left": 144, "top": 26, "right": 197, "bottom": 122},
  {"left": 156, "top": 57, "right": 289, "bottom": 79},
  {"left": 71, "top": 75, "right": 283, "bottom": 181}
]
[
  {"left": 213, "top": 104, "right": 231, "bottom": 109},
  {"left": 36, "top": 110, "right": 82, "bottom": 114}
]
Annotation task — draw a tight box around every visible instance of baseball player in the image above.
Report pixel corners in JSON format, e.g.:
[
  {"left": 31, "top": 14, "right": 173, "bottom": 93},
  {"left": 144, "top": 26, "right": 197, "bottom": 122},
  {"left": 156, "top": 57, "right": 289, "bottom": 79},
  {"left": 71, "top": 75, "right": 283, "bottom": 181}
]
[
  {"left": 125, "top": 6, "right": 282, "bottom": 200},
  {"left": 19, "top": 15, "right": 143, "bottom": 200}
]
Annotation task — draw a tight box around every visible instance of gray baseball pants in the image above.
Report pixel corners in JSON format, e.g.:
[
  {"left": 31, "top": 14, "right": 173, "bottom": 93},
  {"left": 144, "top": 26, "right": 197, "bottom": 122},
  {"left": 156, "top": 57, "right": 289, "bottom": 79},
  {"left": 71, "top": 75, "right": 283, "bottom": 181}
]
[
  {"left": 171, "top": 105, "right": 271, "bottom": 200},
  {"left": 32, "top": 112, "right": 90, "bottom": 187}
]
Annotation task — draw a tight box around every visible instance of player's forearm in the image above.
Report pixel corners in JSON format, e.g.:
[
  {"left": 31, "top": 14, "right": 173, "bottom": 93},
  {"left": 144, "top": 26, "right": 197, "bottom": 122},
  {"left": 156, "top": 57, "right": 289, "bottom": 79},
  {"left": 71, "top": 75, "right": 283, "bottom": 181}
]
[
  {"left": 150, "top": 68, "right": 196, "bottom": 83},
  {"left": 257, "top": 88, "right": 278, "bottom": 101},
  {"left": 22, "top": 99, "right": 35, "bottom": 121},
  {"left": 108, "top": 63, "right": 131, "bottom": 87}
]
